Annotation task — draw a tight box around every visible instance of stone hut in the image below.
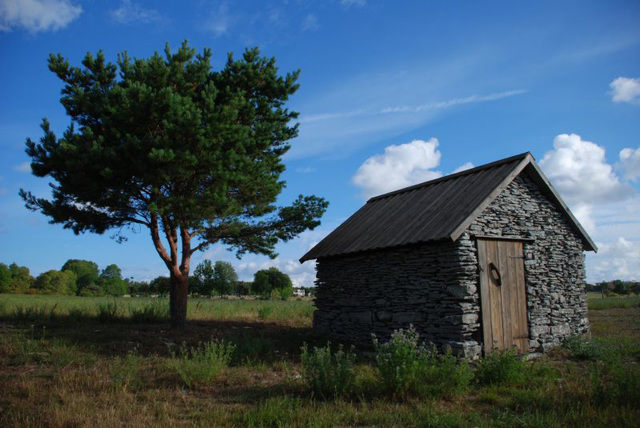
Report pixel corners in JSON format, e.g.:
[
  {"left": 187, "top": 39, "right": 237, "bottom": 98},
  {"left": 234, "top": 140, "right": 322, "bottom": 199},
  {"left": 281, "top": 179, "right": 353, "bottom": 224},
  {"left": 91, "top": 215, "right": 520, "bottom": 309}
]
[{"left": 300, "top": 153, "right": 596, "bottom": 358}]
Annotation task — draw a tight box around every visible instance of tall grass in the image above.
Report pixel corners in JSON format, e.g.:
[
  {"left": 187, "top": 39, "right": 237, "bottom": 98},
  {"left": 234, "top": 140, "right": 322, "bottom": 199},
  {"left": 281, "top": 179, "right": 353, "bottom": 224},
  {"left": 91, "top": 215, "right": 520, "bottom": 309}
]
[
  {"left": 372, "top": 326, "right": 472, "bottom": 399},
  {"left": 168, "top": 340, "right": 235, "bottom": 388},
  {"left": 587, "top": 296, "right": 640, "bottom": 310},
  {"left": 300, "top": 342, "right": 356, "bottom": 398},
  {"left": 0, "top": 294, "right": 315, "bottom": 326}
]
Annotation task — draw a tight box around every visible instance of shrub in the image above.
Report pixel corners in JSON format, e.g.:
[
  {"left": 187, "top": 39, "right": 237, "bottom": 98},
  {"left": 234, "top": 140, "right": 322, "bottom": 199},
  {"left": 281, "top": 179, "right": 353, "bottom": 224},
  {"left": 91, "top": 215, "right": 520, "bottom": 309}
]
[
  {"left": 373, "top": 326, "right": 425, "bottom": 395},
  {"left": 300, "top": 342, "right": 356, "bottom": 398},
  {"left": 474, "top": 349, "right": 526, "bottom": 386},
  {"left": 168, "top": 340, "right": 235, "bottom": 388},
  {"left": 564, "top": 335, "right": 605, "bottom": 360},
  {"left": 373, "top": 326, "right": 472, "bottom": 398}
]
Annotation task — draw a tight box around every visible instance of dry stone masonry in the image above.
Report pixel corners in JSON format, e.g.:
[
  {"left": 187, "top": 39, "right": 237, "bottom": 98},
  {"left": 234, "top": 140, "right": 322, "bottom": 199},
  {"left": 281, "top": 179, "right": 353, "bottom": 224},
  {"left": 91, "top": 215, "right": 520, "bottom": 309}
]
[{"left": 312, "top": 173, "right": 590, "bottom": 358}]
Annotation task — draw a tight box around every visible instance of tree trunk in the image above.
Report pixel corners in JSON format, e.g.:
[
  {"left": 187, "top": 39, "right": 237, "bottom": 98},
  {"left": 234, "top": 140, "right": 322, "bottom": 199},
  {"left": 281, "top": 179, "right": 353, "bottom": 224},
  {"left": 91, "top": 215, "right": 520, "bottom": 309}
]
[{"left": 169, "top": 272, "right": 189, "bottom": 331}]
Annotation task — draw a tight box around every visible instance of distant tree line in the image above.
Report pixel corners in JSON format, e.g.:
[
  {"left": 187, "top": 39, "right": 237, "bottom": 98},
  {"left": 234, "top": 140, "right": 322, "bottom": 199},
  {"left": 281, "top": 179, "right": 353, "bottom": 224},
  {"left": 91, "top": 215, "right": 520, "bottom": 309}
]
[
  {"left": 145, "top": 261, "right": 297, "bottom": 300},
  {"left": 586, "top": 280, "right": 640, "bottom": 297},
  {"left": 0, "top": 260, "right": 128, "bottom": 296},
  {"left": 0, "top": 259, "right": 305, "bottom": 300}
]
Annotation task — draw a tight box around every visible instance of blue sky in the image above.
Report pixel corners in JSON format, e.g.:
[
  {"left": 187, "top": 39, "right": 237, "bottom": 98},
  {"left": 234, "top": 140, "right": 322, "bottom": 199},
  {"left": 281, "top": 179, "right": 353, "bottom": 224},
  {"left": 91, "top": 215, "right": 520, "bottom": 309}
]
[{"left": 1, "top": 0, "right": 639, "bottom": 286}]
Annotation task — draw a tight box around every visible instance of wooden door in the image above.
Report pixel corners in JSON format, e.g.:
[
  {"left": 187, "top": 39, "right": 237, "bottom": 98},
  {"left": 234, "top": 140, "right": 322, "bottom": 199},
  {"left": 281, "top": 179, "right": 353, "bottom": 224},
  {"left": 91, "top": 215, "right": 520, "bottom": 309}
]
[{"left": 477, "top": 239, "right": 528, "bottom": 354}]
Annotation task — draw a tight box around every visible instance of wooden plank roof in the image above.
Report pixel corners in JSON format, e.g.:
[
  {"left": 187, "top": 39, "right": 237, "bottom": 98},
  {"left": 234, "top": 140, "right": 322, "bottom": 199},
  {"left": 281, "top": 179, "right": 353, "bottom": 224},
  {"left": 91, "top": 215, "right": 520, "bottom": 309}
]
[{"left": 300, "top": 152, "right": 596, "bottom": 262}]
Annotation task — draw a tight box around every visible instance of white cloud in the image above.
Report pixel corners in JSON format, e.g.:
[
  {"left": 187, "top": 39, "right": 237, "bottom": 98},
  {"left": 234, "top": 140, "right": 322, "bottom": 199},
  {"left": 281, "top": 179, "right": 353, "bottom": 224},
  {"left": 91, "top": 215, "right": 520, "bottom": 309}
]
[
  {"left": 110, "top": 0, "right": 165, "bottom": 25},
  {"left": 610, "top": 77, "right": 640, "bottom": 104},
  {"left": 538, "top": 134, "right": 639, "bottom": 282},
  {"left": 292, "top": 86, "right": 525, "bottom": 159},
  {"left": 235, "top": 257, "right": 317, "bottom": 288},
  {"left": 619, "top": 147, "right": 640, "bottom": 181},
  {"left": 0, "top": 0, "right": 81, "bottom": 33},
  {"left": 588, "top": 237, "right": 640, "bottom": 282},
  {"left": 13, "top": 161, "right": 30, "bottom": 173},
  {"left": 301, "top": 13, "right": 319, "bottom": 32},
  {"left": 203, "top": 3, "right": 233, "bottom": 36},
  {"left": 381, "top": 90, "right": 527, "bottom": 114},
  {"left": 452, "top": 162, "right": 474, "bottom": 174},
  {"left": 352, "top": 138, "right": 442, "bottom": 199},
  {"left": 540, "top": 133, "right": 634, "bottom": 205}
]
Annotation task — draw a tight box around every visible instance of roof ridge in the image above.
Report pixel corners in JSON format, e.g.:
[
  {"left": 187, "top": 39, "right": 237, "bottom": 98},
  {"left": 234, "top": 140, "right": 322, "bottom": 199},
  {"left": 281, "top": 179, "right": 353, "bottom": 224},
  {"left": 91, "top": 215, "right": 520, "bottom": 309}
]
[{"left": 367, "top": 152, "right": 533, "bottom": 202}]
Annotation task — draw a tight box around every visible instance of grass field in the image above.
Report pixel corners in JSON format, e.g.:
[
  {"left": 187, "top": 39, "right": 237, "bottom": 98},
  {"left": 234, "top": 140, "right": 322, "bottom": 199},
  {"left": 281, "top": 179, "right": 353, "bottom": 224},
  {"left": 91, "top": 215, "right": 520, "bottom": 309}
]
[{"left": 1, "top": 294, "right": 639, "bottom": 427}]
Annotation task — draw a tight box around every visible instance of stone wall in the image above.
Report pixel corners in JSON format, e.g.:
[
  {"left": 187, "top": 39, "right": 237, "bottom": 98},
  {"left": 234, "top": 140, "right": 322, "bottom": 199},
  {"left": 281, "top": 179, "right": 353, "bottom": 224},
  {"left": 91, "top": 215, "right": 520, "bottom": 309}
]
[
  {"left": 313, "top": 172, "right": 589, "bottom": 357},
  {"left": 313, "top": 240, "right": 482, "bottom": 357},
  {"left": 463, "top": 172, "right": 590, "bottom": 353}
]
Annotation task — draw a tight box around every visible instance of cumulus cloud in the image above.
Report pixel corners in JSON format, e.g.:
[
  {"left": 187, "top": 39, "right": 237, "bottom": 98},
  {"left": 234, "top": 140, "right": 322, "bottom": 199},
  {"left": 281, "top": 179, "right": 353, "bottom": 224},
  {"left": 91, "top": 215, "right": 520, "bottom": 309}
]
[
  {"left": 589, "top": 237, "right": 640, "bottom": 281},
  {"left": 619, "top": 147, "right": 640, "bottom": 181},
  {"left": 610, "top": 77, "right": 640, "bottom": 104},
  {"left": 539, "top": 134, "right": 639, "bottom": 281},
  {"left": 235, "top": 257, "right": 317, "bottom": 288},
  {"left": 540, "top": 133, "right": 634, "bottom": 206},
  {"left": 110, "top": 0, "right": 165, "bottom": 25},
  {"left": 0, "top": 0, "right": 81, "bottom": 33},
  {"left": 352, "top": 138, "right": 442, "bottom": 199}
]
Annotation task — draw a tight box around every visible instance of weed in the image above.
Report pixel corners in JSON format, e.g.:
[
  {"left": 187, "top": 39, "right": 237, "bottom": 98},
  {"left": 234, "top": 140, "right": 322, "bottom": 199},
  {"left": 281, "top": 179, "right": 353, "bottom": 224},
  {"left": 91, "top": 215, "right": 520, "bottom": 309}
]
[
  {"left": 373, "top": 326, "right": 429, "bottom": 396},
  {"left": 111, "top": 349, "right": 141, "bottom": 391},
  {"left": 13, "top": 305, "right": 49, "bottom": 322},
  {"left": 97, "top": 301, "right": 122, "bottom": 322},
  {"left": 228, "top": 333, "right": 276, "bottom": 364},
  {"left": 372, "top": 326, "right": 471, "bottom": 399},
  {"left": 564, "top": 335, "right": 605, "bottom": 360},
  {"left": 300, "top": 342, "right": 356, "bottom": 398},
  {"left": 129, "top": 300, "right": 169, "bottom": 322},
  {"left": 474, "top": 349, "right": 526, "bottom": 386},
  {"left": 257, "top": 305, "right": 273, "bottom": 320},
  {"left": 168, "top": 340, "right": 235, "bottom": 388},
  {"left": 241, "top": 396, "right": 303, "bottom": 427},
  {"left": 67, "top": 307, "right": 91, "bottom": 320},
  {"left": 591, "top": 357, "right": 640, "bottom": 407}
]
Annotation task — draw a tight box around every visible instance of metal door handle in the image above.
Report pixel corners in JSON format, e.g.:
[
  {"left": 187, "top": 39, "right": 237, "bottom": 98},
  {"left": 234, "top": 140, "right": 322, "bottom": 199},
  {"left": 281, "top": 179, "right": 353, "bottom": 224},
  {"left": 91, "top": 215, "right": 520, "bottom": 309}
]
[{"left": 489, "top": 262, "right": 502, "bottom": 286}]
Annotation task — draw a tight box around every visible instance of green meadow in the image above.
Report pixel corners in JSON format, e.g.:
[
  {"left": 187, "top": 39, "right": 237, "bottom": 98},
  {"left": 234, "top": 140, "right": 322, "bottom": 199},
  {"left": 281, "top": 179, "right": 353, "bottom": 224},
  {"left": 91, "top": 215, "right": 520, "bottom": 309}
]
[{"left": 0, "top": 293, "right": 638, "bottom": 427}]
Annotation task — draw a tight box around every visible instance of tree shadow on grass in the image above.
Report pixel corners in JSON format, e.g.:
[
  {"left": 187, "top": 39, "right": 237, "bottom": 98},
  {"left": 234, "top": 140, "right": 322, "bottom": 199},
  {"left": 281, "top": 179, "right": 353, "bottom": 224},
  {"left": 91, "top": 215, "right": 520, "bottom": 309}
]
[{"left": 1, "top": 315, "right": 324, "bottom": 362}]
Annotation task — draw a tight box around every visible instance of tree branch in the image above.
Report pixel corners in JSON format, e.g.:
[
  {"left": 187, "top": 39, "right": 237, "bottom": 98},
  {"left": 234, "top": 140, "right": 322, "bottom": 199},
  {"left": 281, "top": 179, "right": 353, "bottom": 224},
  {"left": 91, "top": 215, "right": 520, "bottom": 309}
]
[
  {"left": 161, "top": 214, "right": 178, "bottom": 268},
  {"left": 149, "top": 212, "right": 173, "bottom": 270},
  {"left": 179, "top": 225, "right": 192, "bottom": 275}
]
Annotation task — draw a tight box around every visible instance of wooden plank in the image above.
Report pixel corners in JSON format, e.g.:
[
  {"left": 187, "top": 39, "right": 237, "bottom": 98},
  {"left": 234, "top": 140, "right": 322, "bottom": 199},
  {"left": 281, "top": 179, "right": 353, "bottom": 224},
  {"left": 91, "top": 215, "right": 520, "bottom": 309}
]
[
  {"left": 505, "top": 241, "right": 519, "bottom": 352},
  {"left": 477, "top": 239, "right": 493, "bottom": 354},
  {"left": 497, "top": 241, "right": 513, "bottom": 350},
  {"left": 488, "top": 240, "right": 504, "bottom": 351},
  {"left": 513, "top": 242, "right": 529, "bottom": 352}
]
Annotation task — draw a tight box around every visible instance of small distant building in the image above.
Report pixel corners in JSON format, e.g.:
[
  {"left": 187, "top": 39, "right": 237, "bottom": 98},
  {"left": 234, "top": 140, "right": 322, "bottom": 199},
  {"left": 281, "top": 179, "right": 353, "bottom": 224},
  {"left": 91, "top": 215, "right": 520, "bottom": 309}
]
[{"left": 301, "top": 153, "right": 596, "bottom": 358}]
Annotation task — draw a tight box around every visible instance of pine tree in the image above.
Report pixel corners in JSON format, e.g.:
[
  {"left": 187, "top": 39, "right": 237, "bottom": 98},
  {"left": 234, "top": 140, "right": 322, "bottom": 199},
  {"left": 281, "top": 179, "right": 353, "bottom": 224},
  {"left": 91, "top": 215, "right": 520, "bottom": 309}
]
[{"left": 20, "top": 41, "right": 327, "bottom": 329}]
